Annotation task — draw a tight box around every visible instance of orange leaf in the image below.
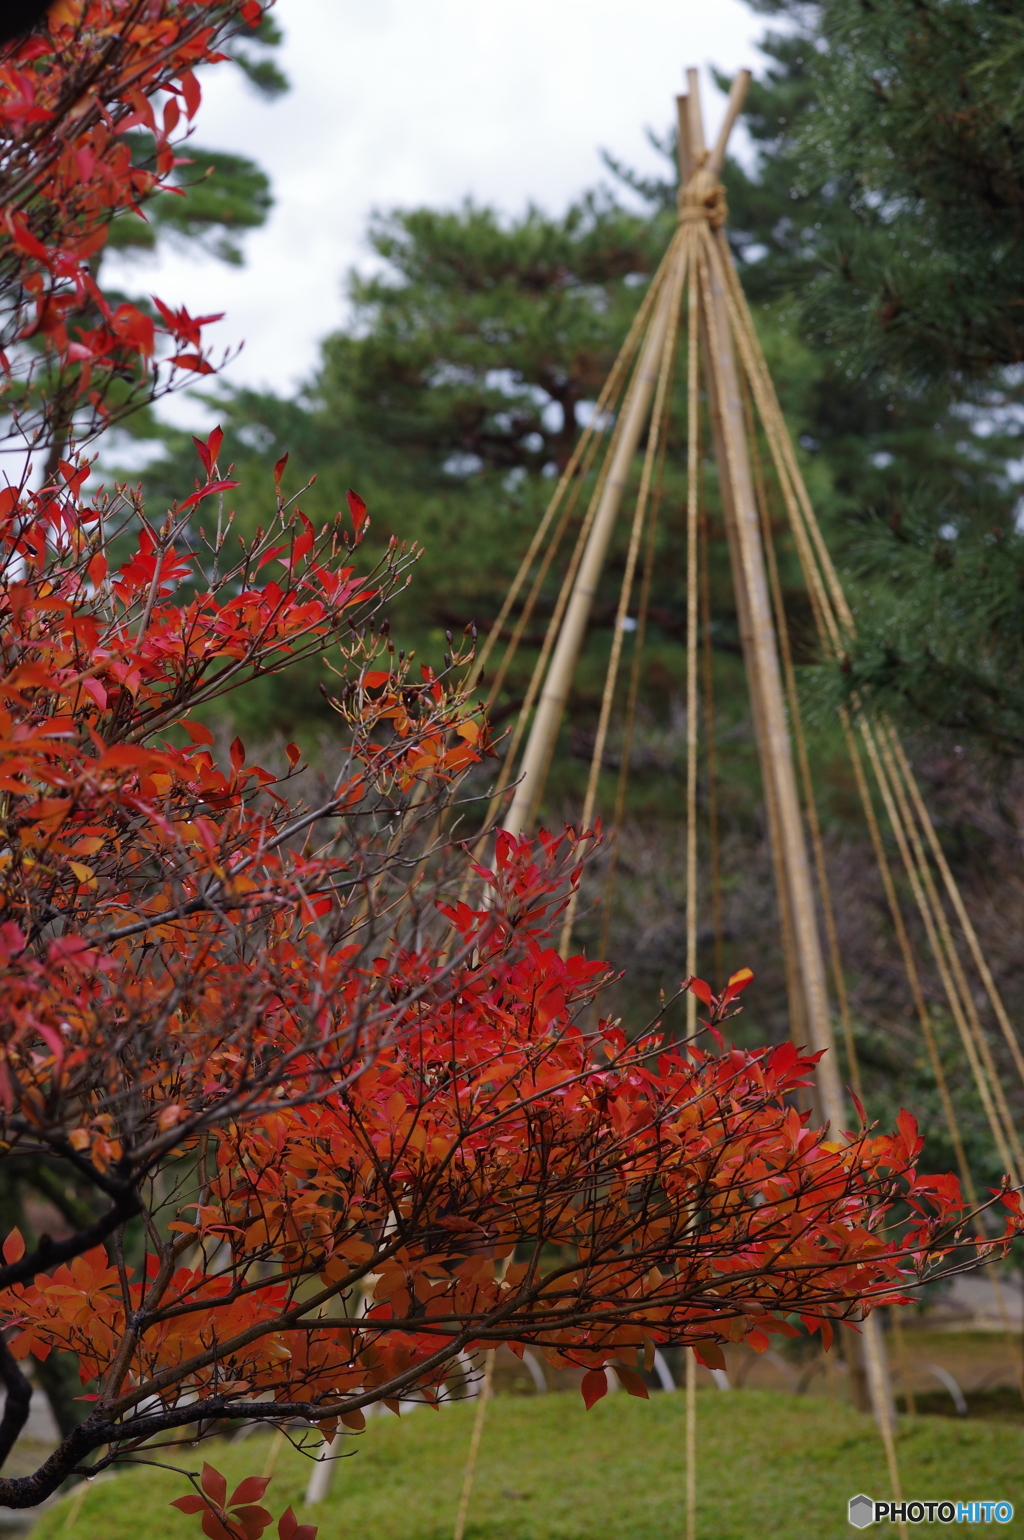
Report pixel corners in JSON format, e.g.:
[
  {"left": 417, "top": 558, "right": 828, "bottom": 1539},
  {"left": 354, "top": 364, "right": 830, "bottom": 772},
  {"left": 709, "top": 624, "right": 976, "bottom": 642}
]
[
  {"left": 691, "top": 1340, "right": 726, "bottom": 1371},
  {"left": 2, "top": 1227, "right": 25, "bottom": 1264},
  {"left": 723, "top": 966, "right": 754, "bottom": 1000}
]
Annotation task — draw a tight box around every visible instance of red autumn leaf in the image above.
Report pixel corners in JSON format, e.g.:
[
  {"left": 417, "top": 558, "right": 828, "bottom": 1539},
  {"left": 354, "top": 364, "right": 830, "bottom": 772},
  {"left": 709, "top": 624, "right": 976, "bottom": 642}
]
[
  {"left": 291, "top": 515, "right": 315, "bottom": 562},
  {"left": 177, "top": 479, "right": 239, "bottom": 514},
  {"left": 612, "top": 1364, "right": 649, "bottom": 1399},
  {"left": 180, "top": 69, "right": 201, "bottom": 119},
  {"left": 201, "top": 1512, "right": 234, "bottom": 1540},
  {"left": 231, "top": 1504, "right": 273, "bottom": 1539},
  {"left": 228, "top": 1477, "right": 271, "bottom": 1507},
  {"left": 192, "top": 426, "right": 224, "bottom": 477},
  {"left": 347, "top": 489, "right": 367, "bottom": 537},
  {"left": 171, "top": 1495, "right": 207, "bottom": 1514},
  {"left": 580, "top": 1368, "right": 608, "bottom": 1409},
  {"left": 896, "top": 1108, "right": 923, "bottom": 1161},
  {"left": 200, "top": 1465, "right": 227, "bottom": 1507},
  {"left": 687, "top": 976, "right": 715, "bottom": 1008},
  {"left": 691, "top": 1340, "right": 727, "bottom": 1371},
  {"left": 722, "top": 965, "right": 754, "bottom": 1001},
  {"left": 170, "top": 354, "right": 216, "bottom": 375},
  {"left": 278, "top": 1508, "right": 317, "bottom": 1540}
]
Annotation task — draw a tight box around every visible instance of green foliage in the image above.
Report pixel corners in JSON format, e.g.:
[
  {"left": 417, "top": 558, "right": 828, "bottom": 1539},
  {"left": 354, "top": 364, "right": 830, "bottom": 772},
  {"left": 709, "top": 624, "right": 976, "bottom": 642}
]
[
  {"left": 830, "top": 502, "right": 1024, "bottom": 758},
  {"left": 107, "top": 143, "right": 272, "bottom": 267},
  {"left": 793, "top": 0, "right": 1024, "bottom": 380},
  {"left": 330, "top": 197, "right": 667, "bottom": 472},
  {"left": 722, "top": 1, "right": 1024, "bottom": 754},
  {"left": 220, "top": 9, "right": 288, "bottom": 99}
]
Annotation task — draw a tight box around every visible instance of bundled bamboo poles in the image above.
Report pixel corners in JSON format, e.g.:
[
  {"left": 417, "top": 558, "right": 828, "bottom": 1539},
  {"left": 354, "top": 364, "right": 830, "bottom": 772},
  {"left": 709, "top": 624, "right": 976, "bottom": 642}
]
[
  {"left": 467, "top": 62, "right": 1024, "bottom": 1539},
  {"left": 477, "top": 68, "right": 1024, "bottom": 1209}
]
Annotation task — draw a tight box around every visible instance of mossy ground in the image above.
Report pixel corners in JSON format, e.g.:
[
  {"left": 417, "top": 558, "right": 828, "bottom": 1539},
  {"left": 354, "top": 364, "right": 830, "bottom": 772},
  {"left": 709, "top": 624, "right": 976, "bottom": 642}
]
[{"left": 30, "top": 1389, "right": 1024, "bottom": 1540}]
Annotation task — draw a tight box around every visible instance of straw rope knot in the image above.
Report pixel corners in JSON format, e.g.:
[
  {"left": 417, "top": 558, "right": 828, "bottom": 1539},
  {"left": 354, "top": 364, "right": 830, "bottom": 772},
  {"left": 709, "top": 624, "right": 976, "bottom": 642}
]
[{"left": 677, "top": 164, "right": 727, "bottom": 228}]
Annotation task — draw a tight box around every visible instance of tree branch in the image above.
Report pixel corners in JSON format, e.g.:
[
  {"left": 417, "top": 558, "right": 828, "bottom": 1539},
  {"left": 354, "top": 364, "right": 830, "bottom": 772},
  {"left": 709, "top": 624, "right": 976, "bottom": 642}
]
[
  {"left": 0, "top": 1336, "right": 32, "bottom": 1471},
  {"left": 0, "top": 1189, "right": 140, "bottom": 1293}
]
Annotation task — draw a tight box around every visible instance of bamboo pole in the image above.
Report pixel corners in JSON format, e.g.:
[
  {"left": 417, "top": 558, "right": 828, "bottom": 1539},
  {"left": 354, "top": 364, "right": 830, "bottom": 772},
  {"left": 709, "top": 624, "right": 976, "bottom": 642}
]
[
  {"left": 695, "top": 232, "right": 809, "bottom": 1059},
  {"left": 885, "top": 724, "right": 1024, "bottom": 1091},
  {"left": 685, "top": 1347, "right": 697, "bottom": 1540},
  {"left": 685, "top": 225, "right": 701, "bottom": 1037},
  {"left": 699, "top": 504, "right": 723, "bottom": 986},
  {"left": 597, "top": 411, "right": 669, "bottom": 958},
  {"left": 557, "top": 235, "right": 689, "bottom": 956},
  {"left": 696, "top": 215, "right": 844, "bottom": 1129},
  {"left": 688, "top": 74, "right": 900, "bottom": 1469},
  {"left": 743, "top": 371, "right": 863, "bottom": 1102},
  {"left": 478, "top": 257, "right": 667, "bottom": 705},
  {"left": 501, "top": 230, "right": 687, "bottom": 837},
  {"left": 707, "top": 69, "right": 752, "bottom": 177}
]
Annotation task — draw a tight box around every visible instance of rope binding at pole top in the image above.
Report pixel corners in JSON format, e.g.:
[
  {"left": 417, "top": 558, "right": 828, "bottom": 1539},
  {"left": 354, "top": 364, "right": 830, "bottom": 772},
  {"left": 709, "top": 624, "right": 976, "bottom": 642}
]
[{"left": 677, "top": 162, "right": 729, "bottom": 228}]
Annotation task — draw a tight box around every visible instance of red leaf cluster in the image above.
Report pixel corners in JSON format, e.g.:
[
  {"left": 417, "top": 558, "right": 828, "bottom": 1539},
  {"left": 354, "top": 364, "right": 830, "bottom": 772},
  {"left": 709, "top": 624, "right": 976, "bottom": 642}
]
[
  {"left": 171, "top": 1464, "right": 311, "bottom": 1540},
  {"left": 0, "top": 451, "right": 1015, "bottom": 1511}
]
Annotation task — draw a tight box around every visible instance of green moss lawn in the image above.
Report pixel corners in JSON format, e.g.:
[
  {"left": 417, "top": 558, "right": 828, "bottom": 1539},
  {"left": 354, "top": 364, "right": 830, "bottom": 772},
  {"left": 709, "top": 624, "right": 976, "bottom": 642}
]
[{"left": 32, "top": 1390, "right": 1024, "bottom": 1540}]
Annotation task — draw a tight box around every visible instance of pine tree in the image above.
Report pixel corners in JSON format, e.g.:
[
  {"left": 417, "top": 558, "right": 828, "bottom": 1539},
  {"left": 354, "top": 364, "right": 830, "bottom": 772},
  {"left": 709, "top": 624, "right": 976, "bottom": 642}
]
[{"left": 742, "top": 0, "right": 1024, "bottom": 755}]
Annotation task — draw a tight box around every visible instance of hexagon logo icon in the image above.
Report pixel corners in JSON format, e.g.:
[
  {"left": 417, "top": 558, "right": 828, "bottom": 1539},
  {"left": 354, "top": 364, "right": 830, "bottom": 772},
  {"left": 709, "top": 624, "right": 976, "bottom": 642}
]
[{"left": 848, "top": 1494, "right": 874, "bottom": 1529}]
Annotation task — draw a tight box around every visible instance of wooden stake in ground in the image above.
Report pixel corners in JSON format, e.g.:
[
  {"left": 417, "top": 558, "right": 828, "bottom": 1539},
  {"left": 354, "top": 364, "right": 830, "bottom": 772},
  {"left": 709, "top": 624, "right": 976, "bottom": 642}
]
[
  {"left": 453, "top": 1349, "right": 496, "bottom": 1540},
  {"left": 685, "top": 1348, "right": 697, "bottom": 1540}
]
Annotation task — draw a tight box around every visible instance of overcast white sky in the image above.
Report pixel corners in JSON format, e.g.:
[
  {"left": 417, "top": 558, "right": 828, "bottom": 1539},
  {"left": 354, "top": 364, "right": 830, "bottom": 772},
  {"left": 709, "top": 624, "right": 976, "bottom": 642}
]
[{"left": 106, "top": 0, "right": 769, "bottom": 429}]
